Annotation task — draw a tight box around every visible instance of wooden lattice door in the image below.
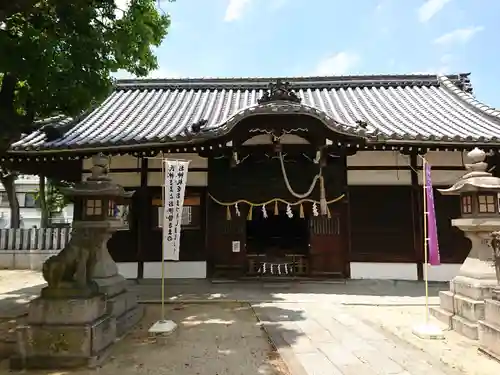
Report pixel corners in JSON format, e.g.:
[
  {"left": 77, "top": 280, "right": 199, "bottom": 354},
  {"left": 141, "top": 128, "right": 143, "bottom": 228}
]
[{"left": 309, "top": 211, "right": 345, "bottom": 277}]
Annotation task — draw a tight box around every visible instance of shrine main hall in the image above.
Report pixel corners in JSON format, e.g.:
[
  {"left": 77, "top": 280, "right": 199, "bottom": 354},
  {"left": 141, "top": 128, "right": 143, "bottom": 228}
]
[{"left": 8, "top": 73, "right": 500, "bottom": 281}]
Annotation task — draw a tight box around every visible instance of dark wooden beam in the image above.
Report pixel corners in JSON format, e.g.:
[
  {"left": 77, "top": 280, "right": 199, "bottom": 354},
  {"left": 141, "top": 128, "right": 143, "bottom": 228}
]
[
  {"left": 136, "top": 157, "right": 148, "bottom": 280},
  {"left": 340, "top": 152, "right": 352, "bottom": 278},
  {"left": 410, "top": 152, "right": 424, "bottom": 280}
]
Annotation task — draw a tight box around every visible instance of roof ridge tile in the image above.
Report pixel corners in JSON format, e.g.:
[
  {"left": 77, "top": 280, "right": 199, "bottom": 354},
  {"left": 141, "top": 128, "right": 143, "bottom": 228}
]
[{"left": 438, "top": 74, "right": 500, "bottom": 120}]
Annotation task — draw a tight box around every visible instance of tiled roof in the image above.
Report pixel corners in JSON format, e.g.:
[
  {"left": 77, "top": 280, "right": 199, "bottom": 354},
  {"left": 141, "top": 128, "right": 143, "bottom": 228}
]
[{"left": 11, "top": 73, "right": 500, "bottom": 152}]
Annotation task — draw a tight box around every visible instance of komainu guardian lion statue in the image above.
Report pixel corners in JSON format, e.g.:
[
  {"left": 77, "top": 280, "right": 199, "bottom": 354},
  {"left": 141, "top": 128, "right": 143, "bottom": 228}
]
[{"left": 42, "top": 227, "right": 98, "bottom": 291}]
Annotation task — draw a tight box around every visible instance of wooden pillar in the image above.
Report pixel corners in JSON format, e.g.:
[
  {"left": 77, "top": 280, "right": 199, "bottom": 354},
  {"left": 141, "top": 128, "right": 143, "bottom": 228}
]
[
  {"left": 340, "top": 152, "right": 351, "bottom": 278},
  {"left": 410, "top": 152, "right": 424, "bottom": 280},
  {"left": 136, "top": 157, "right": 148, "bottom": 280}
]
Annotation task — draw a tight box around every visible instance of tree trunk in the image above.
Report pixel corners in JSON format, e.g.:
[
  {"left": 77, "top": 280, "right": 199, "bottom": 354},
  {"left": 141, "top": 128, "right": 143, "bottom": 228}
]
[
  {"left": 39, "top": 174, "right": 49, "bottom": 228},
  {"left": 0, "top": 174, "right": 20, "bottom": 228}
]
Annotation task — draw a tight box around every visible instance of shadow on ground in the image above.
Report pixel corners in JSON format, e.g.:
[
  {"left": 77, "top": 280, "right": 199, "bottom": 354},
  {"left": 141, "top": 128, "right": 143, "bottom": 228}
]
[{"left": 132, "top": 278, "right": 449, "bottom": 305}]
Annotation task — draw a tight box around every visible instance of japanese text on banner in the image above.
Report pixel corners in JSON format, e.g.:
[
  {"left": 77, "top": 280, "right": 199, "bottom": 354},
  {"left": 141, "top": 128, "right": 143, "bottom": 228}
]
[
  {"left": 162, "top": 160, "right": 190, "bottom": 260},
  {"left": 173, "top": 161, "right": 189, "bottom": 254}
]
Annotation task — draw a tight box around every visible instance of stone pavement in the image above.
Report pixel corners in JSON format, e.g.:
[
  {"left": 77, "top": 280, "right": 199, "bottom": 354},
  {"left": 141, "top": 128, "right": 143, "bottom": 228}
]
[
  {"left": 254, "top": 302, "right": 466, "bottom": 375},
  {"left": 1, "top": 271, "right": 499, "bottom": 375}
]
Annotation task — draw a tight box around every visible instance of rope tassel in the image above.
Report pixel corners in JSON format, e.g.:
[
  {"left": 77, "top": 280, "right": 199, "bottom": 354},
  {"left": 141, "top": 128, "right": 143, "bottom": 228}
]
[
  {"left": 226, "top": 206, "right": 231, "bottom": 220},
  {"left": 319, "top": 176, "right": 328, "bottom": 216},
  {"left": 247, "top": 207, "right": 253, "bottom": 221},
  {"left": 274, "top": 200, "right": 279, "bottom": 215},
  {"left": 299, "top": 203, "right": 304, "bottom": 218}
]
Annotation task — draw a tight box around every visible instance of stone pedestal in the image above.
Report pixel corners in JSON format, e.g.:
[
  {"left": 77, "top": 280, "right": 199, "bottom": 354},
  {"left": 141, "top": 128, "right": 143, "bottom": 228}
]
[
  {"left": 94, "top": 274, "right": 144, "bottom": 336},
  {"left": 430, "top": 227, "right": 497, "bottom": 340},
  {"left": 10, "top": 154, "right": 144, "bottom": 369},
  {"left": 11, "top": 295, "right": 116, "bottom": 369},
  {"left": 478, "top": 288, "right": 500, "bottom": 359},
  {"left": 91, "top": 227, "right": 143, "bottom": 337}
]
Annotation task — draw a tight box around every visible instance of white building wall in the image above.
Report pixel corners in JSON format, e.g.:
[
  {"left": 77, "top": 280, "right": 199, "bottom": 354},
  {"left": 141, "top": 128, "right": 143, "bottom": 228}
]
[{"left": 0, "top": 175, "right": 74, "bottom": 229}]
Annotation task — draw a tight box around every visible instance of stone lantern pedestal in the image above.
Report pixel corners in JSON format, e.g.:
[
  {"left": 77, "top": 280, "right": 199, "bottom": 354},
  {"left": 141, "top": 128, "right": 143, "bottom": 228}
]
[
  {"left": 477, "top": 232, "right": 500, "bottom": 360},
  {"left": 430, "top": 148, "right": 500, "bottom": 340},
  {"left": 10, "top": 155, "right": 143, "bottom": 369}
]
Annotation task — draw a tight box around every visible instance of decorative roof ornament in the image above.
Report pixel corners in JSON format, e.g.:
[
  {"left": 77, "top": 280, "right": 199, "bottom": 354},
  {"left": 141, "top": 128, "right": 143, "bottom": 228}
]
[
  {"left": 439, "top": 148, "right": 500, "bottom": 195},
  {"left": 454, "top": 74, "right": 473, "bottom": 95},
  {"left": 257, "top": 80, "right": 302, "bottom": 104}
]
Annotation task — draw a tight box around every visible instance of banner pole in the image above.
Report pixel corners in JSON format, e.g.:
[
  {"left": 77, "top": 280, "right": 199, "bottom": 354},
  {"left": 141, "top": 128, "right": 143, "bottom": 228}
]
[
  {"left": 148, "top": 155, "right": 180, "bottom": 338},
  {"left": 412, "top": 157, "right": 444, "bottom": 340},
  {"left": 161, "top": 154, "right": 166, "bottom": 321},
  {"left": 422, "top": 158, "right": 429, "bottom": 324}
]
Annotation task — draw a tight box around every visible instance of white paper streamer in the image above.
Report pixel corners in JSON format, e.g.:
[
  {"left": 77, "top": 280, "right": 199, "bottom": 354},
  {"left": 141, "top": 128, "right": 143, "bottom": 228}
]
[{"left": 312, "top": 202, "right": 319, "bottom": 217}]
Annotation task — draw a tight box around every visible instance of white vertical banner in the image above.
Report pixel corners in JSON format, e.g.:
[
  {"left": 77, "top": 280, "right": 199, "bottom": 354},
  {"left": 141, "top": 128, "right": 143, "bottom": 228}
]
[{"left": 163, "top": 159, "right": 190, "bottom": 260}]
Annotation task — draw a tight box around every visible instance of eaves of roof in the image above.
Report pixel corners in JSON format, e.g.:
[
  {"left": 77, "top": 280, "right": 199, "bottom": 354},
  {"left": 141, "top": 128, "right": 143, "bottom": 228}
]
[{"left": 9, "top": 73, "right": 500, "bottom": 154}]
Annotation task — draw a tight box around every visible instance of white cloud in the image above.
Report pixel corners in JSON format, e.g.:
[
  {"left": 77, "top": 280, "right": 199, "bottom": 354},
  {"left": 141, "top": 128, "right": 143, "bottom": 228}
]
[
  {"left": 224, "top": 0, "right": 252, "bottom": 22},
  {"left": 314, "top": 52, "right": 360, "bottom": 76},
  {"left": 433, "top": 26, "right": 484, "bottom": 45},
  {"left": 417, "top": 0, "right": 452, "bottom": 23}
]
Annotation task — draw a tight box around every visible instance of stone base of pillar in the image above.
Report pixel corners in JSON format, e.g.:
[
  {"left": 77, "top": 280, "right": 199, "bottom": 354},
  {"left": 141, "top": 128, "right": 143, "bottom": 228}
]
[
  {"left": 478, "top": 296, "right": 500, "bottom": 360},
  {"left": 430, "top": 275, "right": 496, "bottom": 340},
  {"left": 10, "top": 294, "right": 115, "bottom": 370},
  {"left": 94, "top": 274, "right": 144, "bottom": 337}
]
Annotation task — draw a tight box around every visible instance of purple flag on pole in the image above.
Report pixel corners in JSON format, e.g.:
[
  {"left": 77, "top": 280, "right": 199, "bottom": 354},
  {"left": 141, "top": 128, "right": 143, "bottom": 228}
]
[{"left": 425, "top": 163, "right": 441, "bottom": 266}]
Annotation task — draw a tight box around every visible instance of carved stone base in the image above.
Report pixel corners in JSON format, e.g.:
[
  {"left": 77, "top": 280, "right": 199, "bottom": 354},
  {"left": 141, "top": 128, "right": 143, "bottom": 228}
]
[
  {"left": 106, "top": 289, "right": 144, "bottom": 337},
  {"left": 11, "top": 295, "right": 115, "bottom": 370},
  {"left": 40, "top": 284, "right": 99, "bottom": 299},
  {"left": 94, "top": 274, "right": 143, "bottom": 337},
  {"left": 478, "top": 298, "right": 500, "bottom": 360},
  {"left": 94, "top": 274, "right": 127, "bottom": 298},
  {"left": 430, "top": 276, "right": 496, "bottom": 340}
]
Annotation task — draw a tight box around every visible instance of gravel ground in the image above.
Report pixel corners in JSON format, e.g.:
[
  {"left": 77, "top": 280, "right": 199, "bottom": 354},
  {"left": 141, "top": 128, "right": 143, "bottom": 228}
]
[
  {"left": 345, "top": 305, "right": 500, "bottom": 375},
  {"left": 0, "top": 303, "right": 290, "bottom": 375}
]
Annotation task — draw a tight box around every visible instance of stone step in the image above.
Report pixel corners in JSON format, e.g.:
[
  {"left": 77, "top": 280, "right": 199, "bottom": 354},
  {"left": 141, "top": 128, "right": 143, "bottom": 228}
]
[
  {"left": 451, "top": 279, "right": 494, "bottom": 300},
  {"left": 439, "top": 290, "right": 454, "bottom": 312},
  {"left": 484, "top": 298, "right": 500, "bottom": 328},
  {"left": 117, "top": 305, "right": 144, "bottom": 338},
  {"left": 429, "top": 307, "right": 452, "bottom": 328},
  {"left": 453, "top": 294, "right": 485, "bottom": 322},
  {"left": 478, "top": 319, "right": 500, "bottom": 361},
  {"left": 452, "top": 315, "right": 478, "bottom": 340}
]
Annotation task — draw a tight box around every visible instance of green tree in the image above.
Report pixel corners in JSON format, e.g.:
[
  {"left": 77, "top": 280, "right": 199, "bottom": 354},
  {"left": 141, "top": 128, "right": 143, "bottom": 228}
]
[
  {"left": 0, "top": 0, "right": 171, "bottom": 227},
  {"left": 36, "top": 176, "right": 72, "bottom": 227}
]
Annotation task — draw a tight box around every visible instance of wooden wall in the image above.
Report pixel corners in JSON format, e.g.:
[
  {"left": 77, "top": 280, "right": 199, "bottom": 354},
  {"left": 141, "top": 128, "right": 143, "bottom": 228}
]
[
  {"left": 82, "top": 153, "right": 208, "bottom": 266},
  {"left": 206, "top": 154, "right": 347, "bottom": 277},
  {"left": 81, "top": 148, "right": 471, "bottom": 280},
  {"left": 346, "top": 150, "right": 470, "bottom": 273}
]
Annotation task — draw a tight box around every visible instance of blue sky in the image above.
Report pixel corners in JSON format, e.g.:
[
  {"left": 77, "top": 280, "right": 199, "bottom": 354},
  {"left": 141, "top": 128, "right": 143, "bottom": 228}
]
[{"left": 119, "top": 0, "right": 500, "bottom": 107}]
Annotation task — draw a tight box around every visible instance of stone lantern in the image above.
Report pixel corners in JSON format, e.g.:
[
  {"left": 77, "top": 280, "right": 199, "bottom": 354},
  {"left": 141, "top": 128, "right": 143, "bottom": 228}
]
[
  {"left": 11, "top": 154, "right": 143, "bottom": 370},
  {"left": 430, "top": 148, "right": 500, "bottom": 341}
]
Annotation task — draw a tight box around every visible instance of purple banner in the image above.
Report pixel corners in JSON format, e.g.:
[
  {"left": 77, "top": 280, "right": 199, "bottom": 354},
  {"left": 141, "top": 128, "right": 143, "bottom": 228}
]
[{"left": 425, "top": 163, "right": 441, "bottom": 266}]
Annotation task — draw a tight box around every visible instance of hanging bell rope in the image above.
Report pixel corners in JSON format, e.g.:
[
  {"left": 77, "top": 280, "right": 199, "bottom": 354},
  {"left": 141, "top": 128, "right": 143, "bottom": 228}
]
[{"left": 278, "top": 151, "right": 328, "bottom": 215}]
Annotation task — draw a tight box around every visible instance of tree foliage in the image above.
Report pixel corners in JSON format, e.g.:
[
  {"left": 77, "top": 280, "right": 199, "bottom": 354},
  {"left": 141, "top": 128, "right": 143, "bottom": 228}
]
[
  {"left": 0, "top": 0, "right": 170, "bottom": 138},
  {"left": 0, "top": 0, "right": 172, "bottom": 227},
  {"left": 35, "top": 177, "right": 72, "bottom": 227}
]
